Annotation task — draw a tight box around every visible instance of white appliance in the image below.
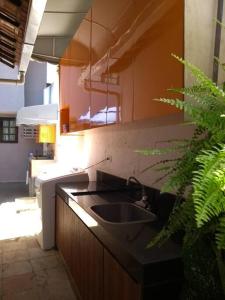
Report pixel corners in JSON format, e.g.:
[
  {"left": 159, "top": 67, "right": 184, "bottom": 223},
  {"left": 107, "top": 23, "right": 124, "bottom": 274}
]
[{"left": 35, "top": 164, "right": 89, "bottom": 250}]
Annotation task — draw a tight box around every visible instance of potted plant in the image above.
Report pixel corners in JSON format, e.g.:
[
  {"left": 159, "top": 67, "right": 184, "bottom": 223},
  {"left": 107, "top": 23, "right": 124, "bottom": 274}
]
[{"left": 137, "top": 55, "right": 225, "bottom": 299}]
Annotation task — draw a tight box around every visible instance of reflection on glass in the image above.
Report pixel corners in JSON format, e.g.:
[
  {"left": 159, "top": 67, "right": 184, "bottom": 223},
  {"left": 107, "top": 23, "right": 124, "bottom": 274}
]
[
  {"left": 88, "top": 106, "right": 118, "bottom": 125},
  {"left": 60, "top": 16, "right": 91, "bottom": 132},
  {"left": 60, "top": 0, "right": 183, "bottom": 132}
]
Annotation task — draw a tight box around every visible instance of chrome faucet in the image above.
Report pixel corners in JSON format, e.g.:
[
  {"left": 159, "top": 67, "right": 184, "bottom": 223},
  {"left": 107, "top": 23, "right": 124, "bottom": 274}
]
[{"left": 126, "top": 176, "right": 150, "bottom": 210}]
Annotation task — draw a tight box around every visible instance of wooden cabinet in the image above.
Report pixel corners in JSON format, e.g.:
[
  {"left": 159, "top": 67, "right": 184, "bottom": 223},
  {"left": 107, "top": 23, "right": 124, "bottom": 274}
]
[
  {"left": 59, "top": 0, "right": 184, "bottom": 133},
  {"left": 133, "top": 0, "right": 184, "bottom": 121},
  {"left": 56, "top": 195, "right": 141, "bottom": 300},
  {"left": 104, "top": 249, "right": 141, "bottom": 300},
  {"left": 56, "top": 195, "right": 103, "bottom": 300},
  {"left": 55, "top": 195, "right": 73, "bottom": 268},
  {"left": 55, "top": 194, "right": 64, "bottom": 251},
  {"left": 74, "top": 218, "right": 103, "bottom": 300},
  {"left": 60, "top": 14, "right": 91, "bottom": 133}
]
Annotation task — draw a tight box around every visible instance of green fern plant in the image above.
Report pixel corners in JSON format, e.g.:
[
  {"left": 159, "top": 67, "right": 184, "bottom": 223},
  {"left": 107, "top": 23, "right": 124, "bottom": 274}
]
[{"left": 138, "top": 55, "right": 225, "bottom": 298}]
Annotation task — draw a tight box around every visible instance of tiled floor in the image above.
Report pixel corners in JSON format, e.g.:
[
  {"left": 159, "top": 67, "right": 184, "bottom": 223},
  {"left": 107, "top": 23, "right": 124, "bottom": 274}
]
[
  {"left": 0, "top": 183, "right": 77, "bottom": 300},
  {"left": 0, "top": 236, "right": 77, "bottom": 299}
]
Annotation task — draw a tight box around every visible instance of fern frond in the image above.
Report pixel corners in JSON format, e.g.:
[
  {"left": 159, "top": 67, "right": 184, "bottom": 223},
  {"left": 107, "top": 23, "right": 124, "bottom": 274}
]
[
  {"left": 193, "top": 145, "right": 225, "bottom": 227},
  {"left": 215, "top": 215, "right": 225, "bottom": 250},
  {"left": 169, "top": 85, "right": 225, "bottom": 112},
  {"left": 156, "top": 98, "right": 225, "bottom": 133},
  {"left": 172, "top": 54, "right": 225, "bottom": 99}
]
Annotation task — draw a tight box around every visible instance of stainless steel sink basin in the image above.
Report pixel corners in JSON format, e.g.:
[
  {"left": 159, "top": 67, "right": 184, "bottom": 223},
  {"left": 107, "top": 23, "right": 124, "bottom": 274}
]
[{"left": 90, "top": 202, "right": 157, "bottom": 224}]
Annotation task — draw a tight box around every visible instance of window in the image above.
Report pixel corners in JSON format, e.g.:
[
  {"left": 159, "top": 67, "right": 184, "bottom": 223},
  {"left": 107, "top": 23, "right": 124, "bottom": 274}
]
[{"left": 0, "top": 117, "right": 18, "bottom": 143}]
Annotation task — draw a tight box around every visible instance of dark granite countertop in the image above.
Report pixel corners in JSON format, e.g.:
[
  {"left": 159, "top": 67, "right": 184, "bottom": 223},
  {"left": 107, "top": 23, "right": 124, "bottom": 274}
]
[{"left": 56, "top": 181, "right": 183, "bottom": 286}]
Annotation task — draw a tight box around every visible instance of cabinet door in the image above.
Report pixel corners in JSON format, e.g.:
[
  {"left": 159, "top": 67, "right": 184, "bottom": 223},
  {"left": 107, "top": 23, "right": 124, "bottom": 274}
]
[
  {"left": 60, "top": 14, "right": 91, "bottom": 133},
  {"left": 55, "top": 195, "right": 64, "bottom": 252},
  {"left": 56, "top": 196, "right": 73, "bottom": 268},
  {"left": 90, "top": 1, "right": 109, "bottom": 128},
  {"left": 70, "top": 204, "right": 103, "bottom": 300},
  {"left": 63, "top": 201, "right": 74, "bottom": 269},
  {"left": 77, "top": 219, "right": 103, "bottom": 300},
  {"left": 104, "top": 249, "right": 141, "bottom": 300},
  {"left": 56, "top": 196, "right": 103, "bottom": 300},
  {"left": 90, "top": 0, "right": 137, "bottom": 125},
  {"left": 133, "top": 0, "right": 184, "bottom": 121}
]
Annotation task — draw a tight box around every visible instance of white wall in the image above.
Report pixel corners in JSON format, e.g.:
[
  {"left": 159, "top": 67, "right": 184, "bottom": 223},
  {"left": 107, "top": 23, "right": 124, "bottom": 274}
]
[
  {"left": 0, "top": 63, "right": 24, "bottom": 113},
  {"left": 0, "top": 63, "right": 42, "bottom": 182},
  {"left": 0, "top": 127, "right": 43, "bottom": 183},
  {"left": 24, "top": 61, "right": 47, "bottom": 107}
]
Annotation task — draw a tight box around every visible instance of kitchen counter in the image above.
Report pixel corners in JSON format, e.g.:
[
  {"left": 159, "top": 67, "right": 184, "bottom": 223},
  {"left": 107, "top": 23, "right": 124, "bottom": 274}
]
[{"left": 56, "top": 180, "right": 183, "bottom": 286}]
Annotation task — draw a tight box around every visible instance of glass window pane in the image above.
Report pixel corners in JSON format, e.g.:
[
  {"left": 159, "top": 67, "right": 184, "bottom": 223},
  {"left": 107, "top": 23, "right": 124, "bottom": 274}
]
[
  {"left": 10, "top": 120, "right": 16, "bottom": 127},
  {"left": 9, "top": 135, "right": 15, "bottom": 141},
  {"left": 3, "top": 135, "right": 9, "bottom": 141},
  {"left": 10, "top": 128, "right": 15, "bottom": 134},
  {"left": 1, "top": 118, "right": 17, "bottom": 143},
  {"left": 3, "top": 120, "right": 9, "bottom": 127}
]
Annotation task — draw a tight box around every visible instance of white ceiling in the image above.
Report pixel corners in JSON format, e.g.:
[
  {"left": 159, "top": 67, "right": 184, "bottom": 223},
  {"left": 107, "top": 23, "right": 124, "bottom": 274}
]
[{"left": 32, "top": 0, "right": 92, "bottom": 63}]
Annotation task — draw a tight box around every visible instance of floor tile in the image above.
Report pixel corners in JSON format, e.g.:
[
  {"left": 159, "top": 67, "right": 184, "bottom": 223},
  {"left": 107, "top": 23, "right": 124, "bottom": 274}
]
[
  {"left": 0, "top": 276, "right": 2, "bottom": 297},
  {"left": 2, "top": 273, "right": 34, "bottom": 295},
  {"left": 23, "top": 237, "right": 39, "bottom": 249},
  {"left": 36, "top": 285, "right": 53, "bottom": 300},
  {"left": 2, "top": 289, "right": 39, "bottom": 300},
  {"left": 2, "top": 249, "right": 29, "bottom": 264},
  {"left": 35, "top": 279, "right": 77, "bottom": 300},
  {"left": 46, "top": 266, "right": 68, "bottom": 282},
  {"left": 47, "top": 279, "right": 77, "bottom": 300},
  {"left": 2, "top": 240, "right": 26, "bottom": 253},
  {"left": 28, "top": 247, "right": 57, "bottom": 259},
  {"left": 0, "top": 184, "right": 78, "bottom": 300},
  {"left": 33, "top": 269, "right": 48, "bottom": 289},
  {"left": 2, "top": 261, "right": 32, "bottom": 278},
  {"left": 0, "top": 259, "right": 3, "bottom": 279},
  {"left": 31, "top": 255, "right": 60, "bottom": 273}
]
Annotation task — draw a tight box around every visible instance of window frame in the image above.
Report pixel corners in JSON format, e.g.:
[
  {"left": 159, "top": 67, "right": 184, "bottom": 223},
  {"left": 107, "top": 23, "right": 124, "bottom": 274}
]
[{"left": 0, "top": 117, "right": 18, "bottom": 144}]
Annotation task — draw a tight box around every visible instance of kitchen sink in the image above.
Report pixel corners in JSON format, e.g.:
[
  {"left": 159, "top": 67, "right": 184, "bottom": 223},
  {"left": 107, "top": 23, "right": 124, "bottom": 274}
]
[{"left": 90, "top": 202, "right": 157, "bottom": 224}]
